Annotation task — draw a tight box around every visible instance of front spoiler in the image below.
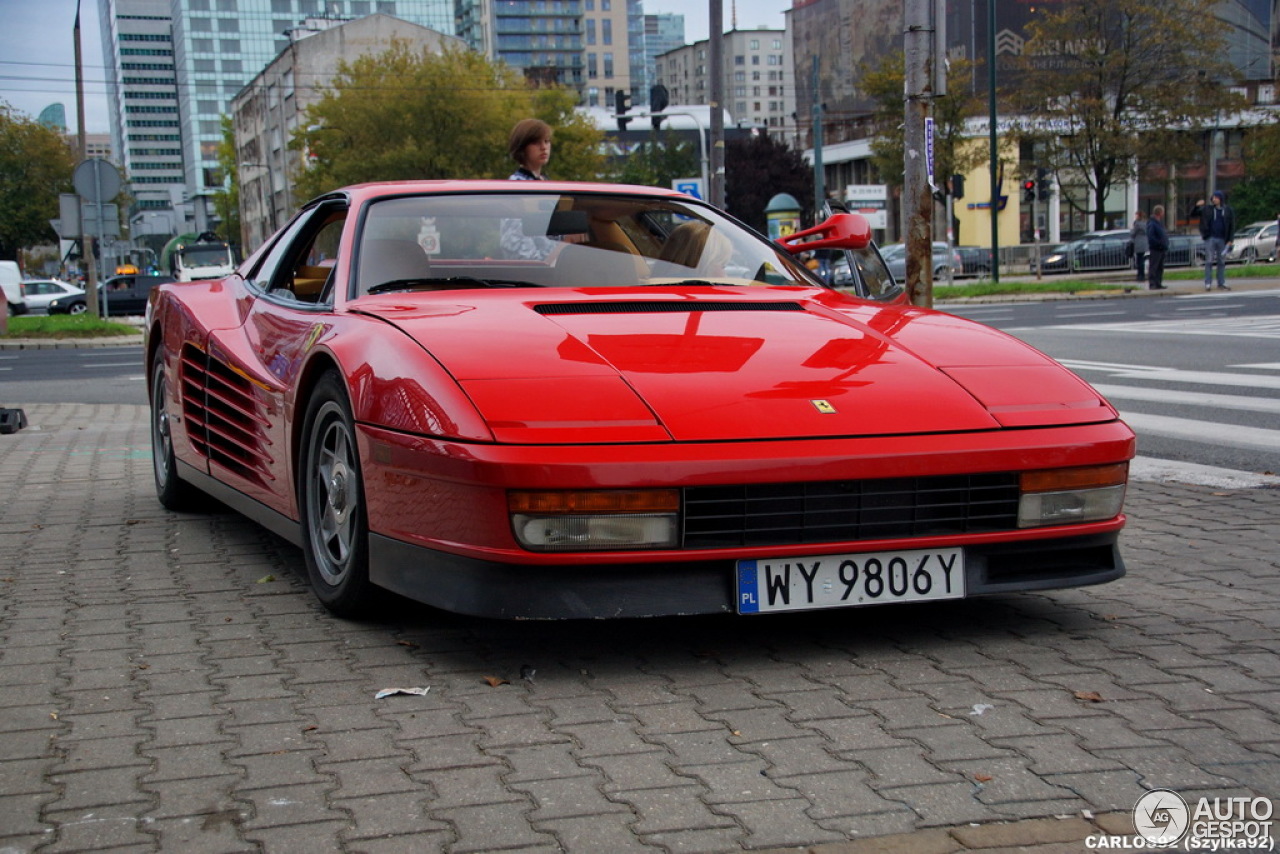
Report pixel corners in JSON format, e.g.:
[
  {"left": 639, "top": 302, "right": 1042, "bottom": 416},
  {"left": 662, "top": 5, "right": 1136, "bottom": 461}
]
[{"left": 368, "top": 531, "right": 1124, "bottom": 619}]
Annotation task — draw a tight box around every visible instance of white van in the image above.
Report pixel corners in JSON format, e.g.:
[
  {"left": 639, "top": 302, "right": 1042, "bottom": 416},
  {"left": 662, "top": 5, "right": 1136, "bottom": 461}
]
[{"left": 1, "top": 260, "right": 30, "bottom": 316}]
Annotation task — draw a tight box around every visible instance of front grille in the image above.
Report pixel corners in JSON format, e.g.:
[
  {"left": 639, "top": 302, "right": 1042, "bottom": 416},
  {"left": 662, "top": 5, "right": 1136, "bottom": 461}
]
[{"left": 682, "top": 474, "right": 1021, "bottom": 549}]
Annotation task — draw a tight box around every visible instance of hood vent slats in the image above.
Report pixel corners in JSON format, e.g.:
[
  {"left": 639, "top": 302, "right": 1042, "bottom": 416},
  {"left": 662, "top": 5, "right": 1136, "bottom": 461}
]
[{"left": 535, "top": 301, "right": 805, "bottom": 316}]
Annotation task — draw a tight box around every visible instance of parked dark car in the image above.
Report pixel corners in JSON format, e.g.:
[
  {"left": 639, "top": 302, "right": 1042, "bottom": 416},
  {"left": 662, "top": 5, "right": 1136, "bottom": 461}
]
[
  {"left": 47, "top": 274, "right": 176, "bottom": 316},
  {"left": 1032, "top": 230, "right": 1131, "bottom": 274},
  {"left": 955, "top": 246, "right": 994, "bottom": 277}
]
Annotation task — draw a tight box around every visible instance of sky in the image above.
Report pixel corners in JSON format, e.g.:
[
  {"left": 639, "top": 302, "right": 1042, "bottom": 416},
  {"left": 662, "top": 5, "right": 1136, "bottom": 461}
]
[
  {"left": 645, "top": 0, "right": 789, "bottom": 42},
  {"left": 0, "top": 0, "right": 110, "bottom": 133},
  {"left": 0, "top": 0, "right": 791, "bottom": 135}
]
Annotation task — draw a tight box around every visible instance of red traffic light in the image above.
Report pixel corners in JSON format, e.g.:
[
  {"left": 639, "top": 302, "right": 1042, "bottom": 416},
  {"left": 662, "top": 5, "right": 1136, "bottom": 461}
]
[{"left": 1022, "top": 179, "right": 1036, "bottom": 191}]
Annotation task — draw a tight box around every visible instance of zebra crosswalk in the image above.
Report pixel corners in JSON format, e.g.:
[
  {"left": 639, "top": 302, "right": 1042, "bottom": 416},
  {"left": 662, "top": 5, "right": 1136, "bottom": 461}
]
[{"left": 1052, "top": 358, "right": 1280, "bottom": 486}]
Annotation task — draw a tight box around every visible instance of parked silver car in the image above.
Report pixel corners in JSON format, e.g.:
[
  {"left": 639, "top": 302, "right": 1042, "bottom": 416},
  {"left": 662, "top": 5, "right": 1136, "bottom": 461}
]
[
  {"left": 878, "top": 242, "right": 964, "bottom": 282},
  {"left": 20, "top": 279, "right": 85, "bottom": 314},
  {"left": 1225, "top": 220, "right": 1278, "bottom": 263}
]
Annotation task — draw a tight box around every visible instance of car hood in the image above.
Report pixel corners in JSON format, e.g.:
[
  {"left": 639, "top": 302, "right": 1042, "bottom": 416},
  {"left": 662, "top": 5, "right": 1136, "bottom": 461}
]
[{"left": 354, "top": 287, "right": 1117, "bottom": 443}]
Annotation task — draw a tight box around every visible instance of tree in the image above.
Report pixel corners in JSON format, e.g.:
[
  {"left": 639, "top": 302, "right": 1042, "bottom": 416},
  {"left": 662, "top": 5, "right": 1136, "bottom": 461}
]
[
  {"left": 292, "top": 44, "right": 604, "bottom": 200},
  {"left": 1011, "top": 0, "right": 1243, "bottom": 230},
  {"left": 211, "top": 116, "right": 240, "bottom": 250},
  {"left": 608, "top": 130, "right": 698, "bottom": 190},
  {"left": 724, "top": 133, "right": 813, "bottom": 234},
  {"left": 0, "top": 103, "right": 76, "bottom": 262},
  {"left": 861, "top": 53, "right": 989, "bottom": 195}
]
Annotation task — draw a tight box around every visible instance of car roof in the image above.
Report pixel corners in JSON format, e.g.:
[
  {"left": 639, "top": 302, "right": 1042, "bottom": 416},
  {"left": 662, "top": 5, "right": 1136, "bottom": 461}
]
[{"left": 327, "top": 179, "right": 693, "bottom": 208}]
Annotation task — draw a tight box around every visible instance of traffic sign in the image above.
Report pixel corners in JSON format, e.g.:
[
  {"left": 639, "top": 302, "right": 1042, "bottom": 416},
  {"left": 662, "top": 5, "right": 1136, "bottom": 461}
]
[{"left": 73, "top": 158, "right": 122, "bottom": 203}]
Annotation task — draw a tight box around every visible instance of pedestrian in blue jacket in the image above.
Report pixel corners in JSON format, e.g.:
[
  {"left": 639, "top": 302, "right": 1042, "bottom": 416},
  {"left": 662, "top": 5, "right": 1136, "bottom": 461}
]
[{"left": 1146, "top": 205, "right": 1168, "bottom": 290}]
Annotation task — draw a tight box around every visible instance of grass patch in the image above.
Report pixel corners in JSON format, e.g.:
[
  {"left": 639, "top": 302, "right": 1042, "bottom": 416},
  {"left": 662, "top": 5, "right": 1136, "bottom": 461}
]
[
  {"left": 3, "top": 314, "right": 140, "bottom": 339},
  {"left": 1163, "top": 262, "right": 1280, "bottom": 280},
  {"left": 936, "top": 280, "right": 1128, "bottom": 298}
]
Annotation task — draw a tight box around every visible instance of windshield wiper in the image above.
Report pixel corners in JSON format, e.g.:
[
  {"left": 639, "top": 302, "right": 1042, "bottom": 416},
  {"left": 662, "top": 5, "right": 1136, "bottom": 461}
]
[{"left": 366, "top": 276, "right": 537, "bottom": 294}]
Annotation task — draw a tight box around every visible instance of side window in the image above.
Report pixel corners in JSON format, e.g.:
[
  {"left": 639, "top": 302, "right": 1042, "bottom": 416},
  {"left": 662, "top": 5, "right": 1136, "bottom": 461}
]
[{"left": 249, "top": 203, "right": 348, "bottom": 304}]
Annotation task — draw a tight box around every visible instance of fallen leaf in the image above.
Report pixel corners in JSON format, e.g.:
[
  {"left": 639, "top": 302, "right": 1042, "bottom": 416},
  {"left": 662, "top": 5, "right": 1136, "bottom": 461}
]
[
  {"left": 256, "top": 574, "right": 275, "bottom": 583},
  {"left": 303, "top": 725, "right": 318, "bottom": 732},
  {"left": 974, "top": 773, "right": 994, "bottom": 782},
  {"left": 484, "top": 675, "right": 510, "bottom": 687},
  {"left": 396, "top": 640, "right": 418, "bottom": 648},
  {"left": 1074, "top": 690, "right": 1104, "bottom": 703}
]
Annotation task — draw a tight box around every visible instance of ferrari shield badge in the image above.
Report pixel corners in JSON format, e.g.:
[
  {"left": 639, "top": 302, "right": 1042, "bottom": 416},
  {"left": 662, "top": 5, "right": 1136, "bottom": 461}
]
[{"left": 811, "top": 400, "right": 837, "bottom": 414}]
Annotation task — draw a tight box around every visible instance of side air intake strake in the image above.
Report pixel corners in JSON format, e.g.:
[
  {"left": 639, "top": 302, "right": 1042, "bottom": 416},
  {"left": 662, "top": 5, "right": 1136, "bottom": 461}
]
[
  {"left": 535, "top": 301, "right": 806, "bottom": 315},
  {"left": 179, "top": 343, "right": 275, "bottom": 487}
]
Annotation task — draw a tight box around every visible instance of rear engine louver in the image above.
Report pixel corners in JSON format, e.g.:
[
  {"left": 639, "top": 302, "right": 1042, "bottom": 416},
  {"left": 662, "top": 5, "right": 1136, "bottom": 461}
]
[
  {"left": 535, "top": 301, "right": 805, "bottom": 315},
  {"left": 179, "top": 344, "right": 274, "bottom": 487}
]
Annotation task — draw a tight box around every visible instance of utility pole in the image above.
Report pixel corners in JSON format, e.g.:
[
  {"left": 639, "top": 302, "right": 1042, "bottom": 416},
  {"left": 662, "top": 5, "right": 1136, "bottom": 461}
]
[
  {"left": 903, "top": 0, "right": 934, "bottom": 306},
  {"left": 708, "top": 0, "right": 725, "bottom": 208},
  {"left": 73, "top": 0, "right": 99, "bottom": 317},
  {"left": 812, "top": 57, "right": 825, "bottom": 219}
]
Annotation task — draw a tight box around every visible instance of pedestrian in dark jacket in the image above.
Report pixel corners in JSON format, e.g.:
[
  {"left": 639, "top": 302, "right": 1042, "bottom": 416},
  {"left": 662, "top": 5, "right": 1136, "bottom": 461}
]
[
  {"left": 1198, "top": 189, "right": 1235, "bottom": 290},
  {"left": 1146, "top": 205, "right": 1169, "bottom": 290}
]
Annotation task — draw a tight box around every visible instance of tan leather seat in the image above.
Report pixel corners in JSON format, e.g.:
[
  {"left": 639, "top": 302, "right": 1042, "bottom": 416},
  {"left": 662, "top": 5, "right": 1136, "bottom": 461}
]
[
  {"left": 358, "top": 239, "right": 432, "bottom": 293},
  {"left": 553, "top": 244, "right": 642, "bottom": 288}
]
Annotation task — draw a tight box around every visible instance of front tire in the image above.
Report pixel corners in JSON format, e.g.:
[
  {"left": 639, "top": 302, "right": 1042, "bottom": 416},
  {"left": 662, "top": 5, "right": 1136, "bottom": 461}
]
[
  {"left": 299, "top": 373, "right": 376, "bottom": 617},
  {"left": 68, "top": 302, "right": 88, "bottom": 315}
]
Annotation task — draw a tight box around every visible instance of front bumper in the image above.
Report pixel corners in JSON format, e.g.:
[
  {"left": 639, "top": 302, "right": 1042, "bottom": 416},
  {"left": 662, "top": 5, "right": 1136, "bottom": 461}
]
[{"left": 369, "top": 530, "right": 1124, "bottom": 619}]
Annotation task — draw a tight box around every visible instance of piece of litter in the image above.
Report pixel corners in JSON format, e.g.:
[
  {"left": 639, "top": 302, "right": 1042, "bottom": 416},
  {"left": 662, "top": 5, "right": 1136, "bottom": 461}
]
[
  {"left": 375, "top": 687, "right": 430, "bottom": 699},
  {"left": 969, "top": 703, "right": 995, "bottom": 716}
]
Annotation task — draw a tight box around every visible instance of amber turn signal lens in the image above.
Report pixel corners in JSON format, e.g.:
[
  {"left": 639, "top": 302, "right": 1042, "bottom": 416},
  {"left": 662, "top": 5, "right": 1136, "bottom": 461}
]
[
  {"left": 509, "top": 489, "right": 680, "bottom": 514},
  {"left": 1020, "top": 463, "right": 1128, "bottom": 494}
]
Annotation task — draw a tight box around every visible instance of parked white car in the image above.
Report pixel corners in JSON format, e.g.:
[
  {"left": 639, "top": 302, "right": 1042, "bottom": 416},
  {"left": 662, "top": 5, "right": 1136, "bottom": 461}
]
[
  {"left": 2, "top": 260, "right": 30, "bottom": 316},
  {"left": 1225, "top": 220, "right": 1278, "bottom": 264},
  {"left": 21, "top": 279, "right": 85, "bottom": 314}
]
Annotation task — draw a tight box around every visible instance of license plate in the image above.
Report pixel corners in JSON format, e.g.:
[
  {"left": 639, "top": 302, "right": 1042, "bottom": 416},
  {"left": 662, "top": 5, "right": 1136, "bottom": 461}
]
[{"left": 736, "top": 547, "right": 965, "bottom": 614}]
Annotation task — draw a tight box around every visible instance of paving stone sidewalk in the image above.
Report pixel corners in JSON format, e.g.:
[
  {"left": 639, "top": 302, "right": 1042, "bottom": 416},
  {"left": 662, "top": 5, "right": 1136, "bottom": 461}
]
[{"left": 1, "top": 403, "right": 1277, "bottom": 853}]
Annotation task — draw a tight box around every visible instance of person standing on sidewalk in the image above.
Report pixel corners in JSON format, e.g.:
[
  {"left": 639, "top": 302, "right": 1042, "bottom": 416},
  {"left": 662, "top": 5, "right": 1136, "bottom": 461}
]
[
  {"left": 1130, "top": 210, "right": 1149, "bottom": 281},
  {"left": 1198, "top": 189, "right": 1235, "bottom": 290},
  {"left": 1147, "top": 205, "right": 1168, "bottom": 290}
]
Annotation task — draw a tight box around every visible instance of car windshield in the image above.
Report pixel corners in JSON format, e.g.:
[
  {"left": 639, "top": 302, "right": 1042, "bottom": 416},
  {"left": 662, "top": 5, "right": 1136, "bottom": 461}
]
[
  {"left": 1235, "top": 225, "right": 1263, "bottom": 239},
  {"left": 353, "top": 191, "right": 823, "bottom": 296}
]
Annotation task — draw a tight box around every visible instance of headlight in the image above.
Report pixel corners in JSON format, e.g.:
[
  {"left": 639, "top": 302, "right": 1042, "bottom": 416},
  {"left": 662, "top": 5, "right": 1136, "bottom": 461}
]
[
  {"left": 1044, "top": 253, "right": 1065, "bottom": 264},
  {"left": 510, "top": 489, "right": 680, "bottom": 551},
  {"left": 1018, "top": 464, "right": 1127, "bottom": 527}
]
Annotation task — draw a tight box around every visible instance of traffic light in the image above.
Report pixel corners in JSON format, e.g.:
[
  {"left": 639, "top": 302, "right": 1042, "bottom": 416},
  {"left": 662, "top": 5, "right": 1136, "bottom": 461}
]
[
  {"left": 615, "top": 90, "right": 631, "bottom": 131},
  {"left": 650, "top": 84, "right": 669, "bottom": 130},
  {"left": 1036, "top": 167, "right": 1050, "bottom": 201},
  {"left": 1023, "top": 179, "right": 1036, "bottom": 204}
]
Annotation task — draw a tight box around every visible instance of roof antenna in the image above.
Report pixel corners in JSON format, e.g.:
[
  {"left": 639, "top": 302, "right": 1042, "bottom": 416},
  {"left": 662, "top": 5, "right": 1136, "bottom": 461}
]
[{"left": 731, "top": 0, "right": 737, "bottom": 30}]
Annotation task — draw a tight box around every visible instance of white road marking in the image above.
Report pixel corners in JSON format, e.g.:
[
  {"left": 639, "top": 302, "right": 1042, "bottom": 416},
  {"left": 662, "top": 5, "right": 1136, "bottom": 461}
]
[
  {"left": 1119, "top": 412, "right": 1280, "bottom": 453},
  {"left": 1060, "top": 361, "right": 1280, "bottom": 391},
  {"left": 1129, "top": 456, "right": 1278, "bottom": 488},
  {"left": 1090, "top": 383, "right": 1280, "bottom": 415}
]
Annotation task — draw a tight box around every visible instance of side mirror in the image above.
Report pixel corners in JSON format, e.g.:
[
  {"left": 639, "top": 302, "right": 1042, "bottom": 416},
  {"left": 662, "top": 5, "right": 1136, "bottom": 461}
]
[{"left": 776, "top": 213, "right": 872, "bottom": 253}]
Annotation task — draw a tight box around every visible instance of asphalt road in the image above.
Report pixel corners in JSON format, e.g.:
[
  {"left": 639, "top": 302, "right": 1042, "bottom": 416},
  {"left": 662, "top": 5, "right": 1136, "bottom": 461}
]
[{"left": 944, "top": 287, "right": 1280, "bottom": 476}]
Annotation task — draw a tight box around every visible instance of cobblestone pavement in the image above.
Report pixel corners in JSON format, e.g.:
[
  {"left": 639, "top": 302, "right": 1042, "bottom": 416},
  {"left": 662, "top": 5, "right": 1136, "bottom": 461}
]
[{"left": 1, "top": 403, "right": 1277, "bottom": 853}]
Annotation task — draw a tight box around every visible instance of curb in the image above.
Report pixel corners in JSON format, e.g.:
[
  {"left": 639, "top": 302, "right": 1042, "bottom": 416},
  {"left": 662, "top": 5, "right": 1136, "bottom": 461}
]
[{"left": 0, "top": 334, "right": 144, "bottom": 350}]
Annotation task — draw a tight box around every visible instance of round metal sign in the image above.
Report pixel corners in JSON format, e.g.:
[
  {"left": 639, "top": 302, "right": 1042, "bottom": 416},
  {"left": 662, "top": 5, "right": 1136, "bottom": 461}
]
[{"left": 73, "top": 158, "right": 122, "bottom": 202}]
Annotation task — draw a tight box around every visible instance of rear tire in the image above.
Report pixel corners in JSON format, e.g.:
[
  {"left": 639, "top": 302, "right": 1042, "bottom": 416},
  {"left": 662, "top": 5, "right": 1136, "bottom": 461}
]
[
  {"left": 299, "top": 373, "right": 377, "bottom": 617},
  {"left": 151, "top": 357, "right": 205, "bottom": 511}
]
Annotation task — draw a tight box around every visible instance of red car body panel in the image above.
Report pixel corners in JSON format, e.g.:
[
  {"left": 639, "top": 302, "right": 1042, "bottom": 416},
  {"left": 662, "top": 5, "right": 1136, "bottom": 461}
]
[{"left": 145, "top": 180, "right": 1134, "bottom": 619}]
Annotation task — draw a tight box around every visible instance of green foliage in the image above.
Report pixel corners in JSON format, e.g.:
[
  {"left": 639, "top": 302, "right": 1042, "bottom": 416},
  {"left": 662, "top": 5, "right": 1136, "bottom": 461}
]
[
  {"left": 292, "top": 44, "right": 604, "bottom": 200},
  {"left": 1012, "top": 0, "right": 1242, "bottom": 229},
  {"left": 0, "top": 103, "right": 76, "bottom": 260},
  {"left": 211, "top": 116, "right": 240, "bottom": 248},
  {"left": 861, "top": 53, "right": 990, "bottom": 190},
  {"left": 608, "top": 130, "right": 698, "bottom": 189},
  {"left": 1222, "top": 177, "right": 1280, "bottom": 225},
  {"left": 724, "top": 133, "right": 813, "bottom": 233}
]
